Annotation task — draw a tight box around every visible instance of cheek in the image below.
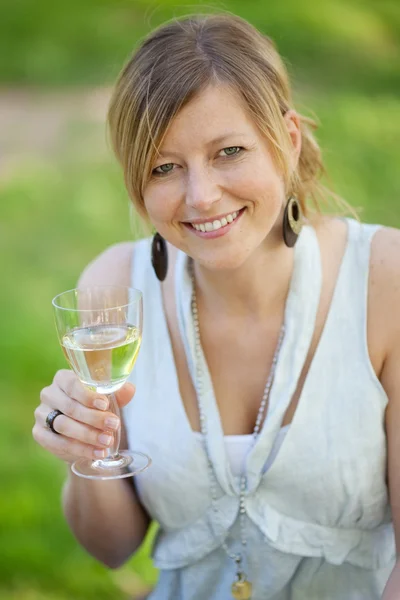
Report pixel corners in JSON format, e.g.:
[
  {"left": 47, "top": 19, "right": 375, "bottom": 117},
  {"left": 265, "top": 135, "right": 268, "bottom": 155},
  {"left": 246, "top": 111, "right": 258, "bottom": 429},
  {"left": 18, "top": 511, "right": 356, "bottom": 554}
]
[
  {"left": 226, "top": 159, "right": 284, "bottom": 206},
  {"left": 143, "top": 182, "right": 182, "bottom": 223}
]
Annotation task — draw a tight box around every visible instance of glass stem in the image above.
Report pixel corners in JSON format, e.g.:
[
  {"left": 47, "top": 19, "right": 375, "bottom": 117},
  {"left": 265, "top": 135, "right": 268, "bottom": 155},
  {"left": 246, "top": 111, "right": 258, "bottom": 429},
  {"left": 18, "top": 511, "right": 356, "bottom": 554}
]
[{"left": 105, "top": 392, "right": 121, "bottom": 459}]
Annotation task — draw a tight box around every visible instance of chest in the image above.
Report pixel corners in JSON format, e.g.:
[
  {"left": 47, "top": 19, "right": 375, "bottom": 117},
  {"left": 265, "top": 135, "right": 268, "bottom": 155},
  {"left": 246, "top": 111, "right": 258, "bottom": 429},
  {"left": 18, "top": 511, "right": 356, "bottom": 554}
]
[
  {"left": 161, "top": 223, "right": 385, "bottom": 437},
  {"left": 164, "top": 294, "right": 332, "bottom": 435}
]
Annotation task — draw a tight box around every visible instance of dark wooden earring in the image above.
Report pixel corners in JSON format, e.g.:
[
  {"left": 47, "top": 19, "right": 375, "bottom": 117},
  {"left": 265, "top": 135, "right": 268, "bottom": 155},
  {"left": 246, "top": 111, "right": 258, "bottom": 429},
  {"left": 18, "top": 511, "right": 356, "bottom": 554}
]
[
  {"left": 151, "top": 232, "right": 168, "bottom": 281},
  {"left": 283, "top": 196, "right": 303, "bottom": 247}
]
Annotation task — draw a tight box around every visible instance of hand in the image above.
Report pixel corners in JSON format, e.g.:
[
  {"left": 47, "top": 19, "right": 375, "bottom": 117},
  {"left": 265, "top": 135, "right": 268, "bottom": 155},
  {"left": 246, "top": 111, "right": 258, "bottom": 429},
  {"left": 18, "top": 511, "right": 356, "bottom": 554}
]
[{"left": 32, "top": 369, "right": 135, "bottom": 464}]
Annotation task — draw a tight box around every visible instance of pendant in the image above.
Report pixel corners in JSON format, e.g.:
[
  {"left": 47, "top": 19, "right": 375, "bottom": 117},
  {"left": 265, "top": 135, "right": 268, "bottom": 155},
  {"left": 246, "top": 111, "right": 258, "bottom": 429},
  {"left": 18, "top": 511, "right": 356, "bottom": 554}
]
[{"left": 231, "top": 576, "right": 252, "bottom": 599}]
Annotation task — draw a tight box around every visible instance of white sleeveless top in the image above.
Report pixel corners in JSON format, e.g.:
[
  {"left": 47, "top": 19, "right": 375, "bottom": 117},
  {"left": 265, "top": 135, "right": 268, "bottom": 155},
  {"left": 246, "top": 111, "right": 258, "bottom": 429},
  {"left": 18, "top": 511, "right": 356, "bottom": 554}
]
[
  {"left": 123, "top": 218, "right": 395, "bottom": 600},
  {"left": 194, "top": 425, "right": 290, "bottom": 477}
]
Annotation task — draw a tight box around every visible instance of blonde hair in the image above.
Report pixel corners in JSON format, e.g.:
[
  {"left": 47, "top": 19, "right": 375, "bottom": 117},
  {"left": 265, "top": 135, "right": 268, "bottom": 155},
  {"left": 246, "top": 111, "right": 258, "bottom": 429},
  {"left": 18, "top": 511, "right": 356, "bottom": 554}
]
[{"left": 108, "top": 13, "right": 352, "bottom": 222}]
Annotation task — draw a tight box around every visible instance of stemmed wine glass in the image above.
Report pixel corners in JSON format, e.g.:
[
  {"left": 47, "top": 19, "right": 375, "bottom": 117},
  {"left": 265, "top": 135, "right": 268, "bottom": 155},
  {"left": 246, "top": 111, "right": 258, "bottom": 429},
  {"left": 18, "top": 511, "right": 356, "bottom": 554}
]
[{"left": 52, "top": 286, "right": 151, "bottom": 480}]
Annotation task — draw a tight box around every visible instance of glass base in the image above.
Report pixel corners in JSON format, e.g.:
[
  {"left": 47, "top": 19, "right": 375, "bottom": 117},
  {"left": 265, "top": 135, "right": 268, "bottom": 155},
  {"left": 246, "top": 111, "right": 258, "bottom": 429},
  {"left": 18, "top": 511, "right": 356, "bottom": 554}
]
[{"left": 71, "top": 450, "right": 151, "bottom": 480}]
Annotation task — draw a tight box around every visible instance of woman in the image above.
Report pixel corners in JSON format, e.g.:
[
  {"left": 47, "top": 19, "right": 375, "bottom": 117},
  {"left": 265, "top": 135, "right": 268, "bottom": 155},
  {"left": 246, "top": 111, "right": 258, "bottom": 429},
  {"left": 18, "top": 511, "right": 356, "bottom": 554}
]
[{"left": 32, "top": 13, "right": 400, "bottom": 600}]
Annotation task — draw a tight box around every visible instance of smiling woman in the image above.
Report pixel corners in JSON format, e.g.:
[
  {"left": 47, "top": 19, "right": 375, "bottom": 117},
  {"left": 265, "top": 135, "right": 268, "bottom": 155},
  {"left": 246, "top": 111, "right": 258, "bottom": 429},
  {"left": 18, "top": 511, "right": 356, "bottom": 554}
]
[
  {"left": 139, "top": 83, "right": 298, "bottom": 270},
  {"left": 33, "top": 11, "right": 400, "bottom": 600},
  {"left": 107, "top": 14, "right": 341, "bottom": 225}
]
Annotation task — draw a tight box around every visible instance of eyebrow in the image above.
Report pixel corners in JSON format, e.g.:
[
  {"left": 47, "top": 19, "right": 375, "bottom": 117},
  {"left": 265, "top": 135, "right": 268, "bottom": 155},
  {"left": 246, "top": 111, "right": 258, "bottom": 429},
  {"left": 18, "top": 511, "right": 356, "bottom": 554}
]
[{"left": 157, "top": 132, "right": 248, "bottom": 158}]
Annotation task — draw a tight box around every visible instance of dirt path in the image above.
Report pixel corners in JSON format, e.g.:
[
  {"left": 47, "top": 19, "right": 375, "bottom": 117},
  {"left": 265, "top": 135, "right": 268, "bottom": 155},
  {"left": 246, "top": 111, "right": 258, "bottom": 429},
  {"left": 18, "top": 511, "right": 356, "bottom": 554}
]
[{"left": 0, "top": 87, "right": 112, "bottom": 180}]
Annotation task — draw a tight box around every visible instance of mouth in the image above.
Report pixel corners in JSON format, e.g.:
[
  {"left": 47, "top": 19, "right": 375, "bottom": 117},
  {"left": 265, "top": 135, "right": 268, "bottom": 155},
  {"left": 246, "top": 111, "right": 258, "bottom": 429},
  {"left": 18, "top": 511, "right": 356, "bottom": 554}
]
[{"left": 183, "top": 208, "right": 245, "bottom": 236}]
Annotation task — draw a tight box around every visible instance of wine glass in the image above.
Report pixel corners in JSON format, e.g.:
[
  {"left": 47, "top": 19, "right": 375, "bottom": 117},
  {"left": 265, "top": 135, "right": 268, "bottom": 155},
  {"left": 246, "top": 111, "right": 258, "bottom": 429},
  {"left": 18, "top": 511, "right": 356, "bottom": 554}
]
[{"left": 52, "top": 286, "right": 151, "bottom": 480}]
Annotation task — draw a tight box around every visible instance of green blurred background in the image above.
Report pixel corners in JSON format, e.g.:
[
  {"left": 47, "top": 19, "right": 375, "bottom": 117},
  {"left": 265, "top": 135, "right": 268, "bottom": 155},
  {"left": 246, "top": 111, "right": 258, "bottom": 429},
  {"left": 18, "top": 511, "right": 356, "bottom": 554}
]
[{"left": 1, "top": 0, "right": 399, "bottom": 598}]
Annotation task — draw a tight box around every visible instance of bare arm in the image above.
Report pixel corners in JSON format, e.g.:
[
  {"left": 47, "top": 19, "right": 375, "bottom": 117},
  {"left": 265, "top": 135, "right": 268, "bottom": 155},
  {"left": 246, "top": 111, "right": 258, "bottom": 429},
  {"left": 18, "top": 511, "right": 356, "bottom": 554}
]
[
  {"left": 381, "top": 335, "right": 400, "bottom": 599},
  {"left": 62, "top": 415, "right": 150, "bottom": 568},
  {"left": 34, "top": 242, "right": 151, "bottom": 568},
  {"left": 381, "top": 328, "right": 400, "bottom": 599},
  {"left": 383, "top": 561, "right": 400, "bottom": 600},
  {"left": 369, "top": 229, "right": 400, "bottom": 598}
]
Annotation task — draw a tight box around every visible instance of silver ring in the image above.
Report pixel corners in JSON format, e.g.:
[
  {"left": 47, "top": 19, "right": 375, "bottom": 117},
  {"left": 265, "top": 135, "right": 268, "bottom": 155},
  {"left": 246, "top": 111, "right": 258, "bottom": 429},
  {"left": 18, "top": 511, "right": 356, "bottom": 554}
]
[{"left": 45, "top": 409, "right": 63, "bottom": 434}]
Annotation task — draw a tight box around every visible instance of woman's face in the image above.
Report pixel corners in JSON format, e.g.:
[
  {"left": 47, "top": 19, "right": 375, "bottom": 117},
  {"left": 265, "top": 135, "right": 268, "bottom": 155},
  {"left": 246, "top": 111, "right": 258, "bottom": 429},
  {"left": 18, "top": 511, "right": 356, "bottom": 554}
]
[{"left": 143, "top": 84, "right": 300, "bottom": 271}]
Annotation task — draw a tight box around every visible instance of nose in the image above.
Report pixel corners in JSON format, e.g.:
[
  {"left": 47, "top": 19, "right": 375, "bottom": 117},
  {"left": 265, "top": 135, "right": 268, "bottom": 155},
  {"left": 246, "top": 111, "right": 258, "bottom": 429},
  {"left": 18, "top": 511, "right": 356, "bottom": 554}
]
[{"left": 185, "top": 166, "right": 222, "bottom": 212}]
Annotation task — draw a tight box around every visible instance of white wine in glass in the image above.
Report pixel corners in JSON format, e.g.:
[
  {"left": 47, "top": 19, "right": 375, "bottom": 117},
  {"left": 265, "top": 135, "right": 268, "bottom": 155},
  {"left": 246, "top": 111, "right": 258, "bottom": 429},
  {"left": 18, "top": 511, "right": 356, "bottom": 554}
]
[
  {"left": 52, "top": 286, "right": 151, "bottom": 480},
  {"left": 62, "top": 323, "right": 141, "bottom": 394}
]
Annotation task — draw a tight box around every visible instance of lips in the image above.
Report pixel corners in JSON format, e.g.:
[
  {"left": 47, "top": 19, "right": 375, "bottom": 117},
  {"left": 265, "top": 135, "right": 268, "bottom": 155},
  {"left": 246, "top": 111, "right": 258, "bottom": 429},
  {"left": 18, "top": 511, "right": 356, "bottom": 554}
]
[{"left": 182, "top": 207, "right": 245, "bottom": 239}]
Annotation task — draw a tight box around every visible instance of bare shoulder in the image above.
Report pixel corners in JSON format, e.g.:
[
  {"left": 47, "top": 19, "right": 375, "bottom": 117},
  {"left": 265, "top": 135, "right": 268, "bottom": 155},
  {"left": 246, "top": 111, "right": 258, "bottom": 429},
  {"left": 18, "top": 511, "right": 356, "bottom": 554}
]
[
  {"left": 367, "top": 225, "right": 400, "bottom": 367},
  {"left": 78, "top": 241, "right": 136, "bottom": 288},
  {"left": 370, "top": 227, "right": 400, "bottom": 326},
  {"left": 370, "top": 225, "right": 400, "bottom": 279}
]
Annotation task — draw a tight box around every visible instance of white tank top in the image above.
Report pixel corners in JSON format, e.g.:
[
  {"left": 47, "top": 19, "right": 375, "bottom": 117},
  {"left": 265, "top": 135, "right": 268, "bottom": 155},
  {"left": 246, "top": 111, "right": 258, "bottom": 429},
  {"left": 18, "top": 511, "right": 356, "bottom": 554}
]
[
  {"left": 194, "top": 426, "right": 290, "bottom": 477},
  {"left": 123, "top": 218, "right": 395, "bottom": 600}
]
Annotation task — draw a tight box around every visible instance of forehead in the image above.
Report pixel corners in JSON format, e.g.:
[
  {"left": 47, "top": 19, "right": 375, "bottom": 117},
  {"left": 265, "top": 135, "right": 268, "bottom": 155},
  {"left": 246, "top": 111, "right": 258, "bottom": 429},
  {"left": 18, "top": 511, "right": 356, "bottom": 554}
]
[{"left": 160, "top": 83, "right": 259, "bottom": 148}]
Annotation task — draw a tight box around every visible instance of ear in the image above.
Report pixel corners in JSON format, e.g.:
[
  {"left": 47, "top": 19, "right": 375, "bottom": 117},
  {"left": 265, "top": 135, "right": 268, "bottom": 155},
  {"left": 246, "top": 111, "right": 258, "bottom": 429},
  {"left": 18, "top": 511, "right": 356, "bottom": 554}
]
[{"left": 283, "top": 109, "right": 302, "bottom": 170}]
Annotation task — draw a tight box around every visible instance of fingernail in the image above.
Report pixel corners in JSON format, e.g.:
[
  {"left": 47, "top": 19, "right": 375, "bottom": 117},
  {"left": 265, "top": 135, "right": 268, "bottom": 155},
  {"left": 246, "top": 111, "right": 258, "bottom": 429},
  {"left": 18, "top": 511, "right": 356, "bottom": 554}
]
[
  {"left": 94, "top": 449, "right": 106, "bottom": 458},
  {"left": 94, "top": 398, "right": 108, "bottom": 410},
  {"left": 104, "top": 417, "right": 119, "bottom": 430},
  {"left": 98, "top": 433, "right": 113, "bottom": 446}
]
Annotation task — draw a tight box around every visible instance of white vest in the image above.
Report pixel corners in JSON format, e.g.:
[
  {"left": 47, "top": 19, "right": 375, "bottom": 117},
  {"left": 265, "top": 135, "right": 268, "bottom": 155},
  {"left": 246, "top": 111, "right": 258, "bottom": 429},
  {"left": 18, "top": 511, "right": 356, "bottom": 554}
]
[{"left": 124, "top": 218, "right": 395, "bottom": 600}]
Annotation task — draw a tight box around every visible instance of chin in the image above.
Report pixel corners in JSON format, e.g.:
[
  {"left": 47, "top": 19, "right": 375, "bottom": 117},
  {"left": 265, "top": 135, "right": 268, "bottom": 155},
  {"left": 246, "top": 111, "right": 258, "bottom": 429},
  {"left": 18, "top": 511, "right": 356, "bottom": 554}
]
[{"left": 190, "top": 247, "right": 254, "bottom": 272}]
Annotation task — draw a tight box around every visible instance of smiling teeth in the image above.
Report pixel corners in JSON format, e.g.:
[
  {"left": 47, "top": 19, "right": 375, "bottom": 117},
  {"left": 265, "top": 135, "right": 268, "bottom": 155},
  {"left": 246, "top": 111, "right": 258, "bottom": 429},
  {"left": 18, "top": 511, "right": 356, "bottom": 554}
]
[{"left": 192, "top": 211, "right": 239, "bottom": 232}]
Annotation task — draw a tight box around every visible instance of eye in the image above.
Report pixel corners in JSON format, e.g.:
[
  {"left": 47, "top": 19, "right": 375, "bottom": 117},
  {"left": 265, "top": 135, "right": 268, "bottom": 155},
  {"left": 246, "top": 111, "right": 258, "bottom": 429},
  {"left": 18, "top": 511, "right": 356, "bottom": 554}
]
[
  {"left": 219, "top": 146, "right": 243, "bottom": 157},
  {"left": 153, "top": 163, "right": 175, "bottom": 175}
]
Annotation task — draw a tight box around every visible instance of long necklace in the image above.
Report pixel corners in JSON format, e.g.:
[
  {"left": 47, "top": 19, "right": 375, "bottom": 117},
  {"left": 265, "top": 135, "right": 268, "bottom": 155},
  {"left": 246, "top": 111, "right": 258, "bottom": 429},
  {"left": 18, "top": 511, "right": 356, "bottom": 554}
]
[{"left": 190, "top": 262, "right": 285, "bottom": 600}]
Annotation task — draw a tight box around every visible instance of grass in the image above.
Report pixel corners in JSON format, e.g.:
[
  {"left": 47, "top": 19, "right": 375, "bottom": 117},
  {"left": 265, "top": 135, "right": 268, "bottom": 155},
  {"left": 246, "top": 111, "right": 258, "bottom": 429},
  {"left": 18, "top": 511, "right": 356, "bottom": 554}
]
[
  {"left": 0, "top": 123, "right": 157, "bottom": 598},
  {"left": 0, "top": 0, "right": 398, "bottom": 94},
  {"left": 0, "top": 0, "right": 399, "bottom": 597}
]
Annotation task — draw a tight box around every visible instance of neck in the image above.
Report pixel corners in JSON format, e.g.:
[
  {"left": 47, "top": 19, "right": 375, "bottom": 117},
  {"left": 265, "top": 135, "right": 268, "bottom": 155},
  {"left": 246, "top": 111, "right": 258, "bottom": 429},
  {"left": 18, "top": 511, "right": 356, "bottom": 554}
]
[{"left": 192, "top": 225, "right": 295, "bottom": 321}]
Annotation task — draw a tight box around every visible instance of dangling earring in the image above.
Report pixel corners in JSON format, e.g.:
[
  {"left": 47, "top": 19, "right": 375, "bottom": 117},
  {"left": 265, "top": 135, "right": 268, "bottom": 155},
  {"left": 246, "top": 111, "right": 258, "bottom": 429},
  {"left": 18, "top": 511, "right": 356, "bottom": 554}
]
[
  {"left": 151, "top": 232, "right": 168, "bottom": 281},
  {"left": 283, "top": 196, "right": 303, "bottom": 248}
]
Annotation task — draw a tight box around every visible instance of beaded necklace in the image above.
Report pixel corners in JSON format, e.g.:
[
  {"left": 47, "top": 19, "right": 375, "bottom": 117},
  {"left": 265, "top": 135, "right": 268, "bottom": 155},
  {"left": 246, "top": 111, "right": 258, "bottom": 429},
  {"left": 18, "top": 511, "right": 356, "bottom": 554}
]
[{"left": 190, "top": 261, "right": 285, "bottom": 599}]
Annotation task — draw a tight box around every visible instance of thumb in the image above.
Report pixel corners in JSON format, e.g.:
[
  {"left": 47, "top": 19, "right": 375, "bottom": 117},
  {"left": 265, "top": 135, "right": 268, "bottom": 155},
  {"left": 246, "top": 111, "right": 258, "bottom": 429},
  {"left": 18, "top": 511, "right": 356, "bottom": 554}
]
[{"left": 116, "top": 382, "right": 136, "bottom": 408}]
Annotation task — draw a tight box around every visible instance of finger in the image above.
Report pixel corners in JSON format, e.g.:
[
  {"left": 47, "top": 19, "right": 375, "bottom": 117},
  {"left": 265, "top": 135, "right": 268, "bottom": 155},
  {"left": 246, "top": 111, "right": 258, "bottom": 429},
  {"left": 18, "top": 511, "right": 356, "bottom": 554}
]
[
  {"left": 53, "top": 370, "right": 110, "bottom": 411},
  {"left": 115, "top": 382, "right": 136, "bottom": 408},
  {"left": 32, "top": 421, "right": 108, "bottom": 462},
  {"left": 39, "top": 387, "right": 120, "bottom": 433},
  {"left": 36, "top": 404, "right": 115, "bottom": 449}
]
